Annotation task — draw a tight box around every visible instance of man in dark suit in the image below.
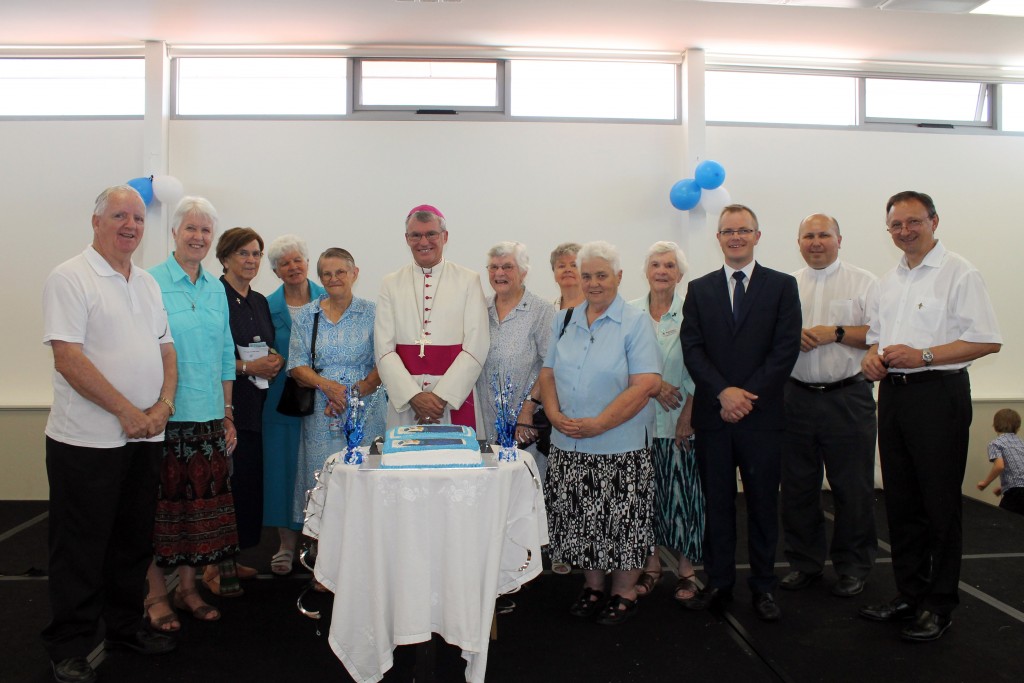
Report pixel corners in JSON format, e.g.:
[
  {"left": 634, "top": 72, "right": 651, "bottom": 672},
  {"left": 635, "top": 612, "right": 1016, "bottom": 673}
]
[{"left": 680, "top": 204, "right": 802, "bottom": 622}]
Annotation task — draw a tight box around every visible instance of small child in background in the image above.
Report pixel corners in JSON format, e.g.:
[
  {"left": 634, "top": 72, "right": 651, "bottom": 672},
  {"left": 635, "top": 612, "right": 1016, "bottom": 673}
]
[{"left": 977, "top": 408, "right": 1024, "bottom": 516}]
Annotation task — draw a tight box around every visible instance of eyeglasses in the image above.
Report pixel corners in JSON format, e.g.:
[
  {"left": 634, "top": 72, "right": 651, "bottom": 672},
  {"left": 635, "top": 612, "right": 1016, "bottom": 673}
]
[
  {"left": 405, "top": 230, "right": 444, "bottom": 242},
  {"left": 718, "top": 228, "right": 755, "bottom": 237},
  {"left": 320, "top": 269, "right": 351, "bottom": 281},
  {"left": 235, "top": 249, "right": 263, "bottom": 259},
  {"left": 886, "top": 218, "right": 928, "bottom": 233},
  {"left": 487, "top": 263, "right": 517, "bottom": 273}
]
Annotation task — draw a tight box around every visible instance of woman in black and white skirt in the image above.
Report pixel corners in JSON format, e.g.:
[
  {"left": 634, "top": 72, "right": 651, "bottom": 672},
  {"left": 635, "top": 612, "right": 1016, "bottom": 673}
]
[{"left": 538, "top": 240, "right": 662, "bottom": 626}]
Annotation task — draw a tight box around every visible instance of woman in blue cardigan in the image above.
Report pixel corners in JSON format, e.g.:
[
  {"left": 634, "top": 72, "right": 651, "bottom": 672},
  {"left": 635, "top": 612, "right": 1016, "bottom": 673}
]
[{"left": 263, "top": 235, "right": 325, "bottom": 575}]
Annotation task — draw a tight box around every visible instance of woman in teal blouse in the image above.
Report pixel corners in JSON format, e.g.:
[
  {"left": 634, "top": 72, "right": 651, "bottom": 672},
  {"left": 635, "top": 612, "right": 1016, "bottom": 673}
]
[
  {"left": 262, "top": 235, "right": 324, "bottom": 576},
  {"left": 143, "top": 197, "right": 241, "bottom": 628}
]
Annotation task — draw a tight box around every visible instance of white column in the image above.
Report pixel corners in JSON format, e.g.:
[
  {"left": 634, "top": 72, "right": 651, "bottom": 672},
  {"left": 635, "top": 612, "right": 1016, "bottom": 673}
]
[
  {"left": 680, "top": 48, "right": 713, "bottom": 274},
  {"left": 141, "top": 40, "right": 171, "bottom": 268}
]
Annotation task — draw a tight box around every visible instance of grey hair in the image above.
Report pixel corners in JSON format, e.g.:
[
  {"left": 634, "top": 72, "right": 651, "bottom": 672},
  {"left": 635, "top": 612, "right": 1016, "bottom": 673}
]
[
  {"left": 644, "top": 241, "right": 689, "bottom": 278},
  {"left": 577, "top": 240, "right": 621, "bottom": 274},
  {"left": 486, "top": 241, "right": 530, "bottom": 277},
  {"left": 267, "top": 234, "right": 309, "bottom": 270},
  {"left": 406, "top": 211, "right": 447, "bottom": 233},
  {"left": 549, "top": 242, "right": 582, "bottom": 270},
  {"left": 94, "top": 185, "right": 144, "bottom": 216},
  {"left": 171, "top": 196, "right": 219, "bottom": 234}
]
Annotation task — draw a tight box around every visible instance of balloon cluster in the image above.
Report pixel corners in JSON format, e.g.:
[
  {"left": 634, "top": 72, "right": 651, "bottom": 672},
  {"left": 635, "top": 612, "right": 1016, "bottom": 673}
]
[
  {"left": 669, "top": 160, "right": 731, "bottom": 214},
  {"left": 126, "top": 175, "right": 186, "bottom": 208}
]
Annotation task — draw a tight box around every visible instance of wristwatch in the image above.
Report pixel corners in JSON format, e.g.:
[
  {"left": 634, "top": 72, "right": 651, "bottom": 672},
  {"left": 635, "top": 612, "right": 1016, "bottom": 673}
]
[
  {"left": 835, "top": 326, "right": 845, "bottom": 344},
  {"left": 922, "top": 348, "right": 934, "bottom": 367}
]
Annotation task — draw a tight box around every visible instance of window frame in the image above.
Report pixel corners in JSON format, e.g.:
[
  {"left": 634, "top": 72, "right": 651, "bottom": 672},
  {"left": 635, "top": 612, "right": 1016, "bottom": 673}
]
[
  {"left": 0, "top": 56, "right": 146, "bottom": 120},
  {"left": 351, "top": 58, "right": 505, "bottom": 114}
]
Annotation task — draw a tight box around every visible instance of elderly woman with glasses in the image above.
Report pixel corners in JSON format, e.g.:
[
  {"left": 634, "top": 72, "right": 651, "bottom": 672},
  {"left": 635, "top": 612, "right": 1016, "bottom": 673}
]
[
  {"left": 288, "top": 248, "right": 385, "bottom": 536},
  {"left": 475, "top": 241, "right": 553, "bottom": 475},
  {"left": 262, "top": 235, "right": 325, "bottom": 576},
  {"left": 628, "top": 241, "right": 703, "bottom": 603},
  {"left": 539, "top": 240, "right": 662, "bottom": 626}
]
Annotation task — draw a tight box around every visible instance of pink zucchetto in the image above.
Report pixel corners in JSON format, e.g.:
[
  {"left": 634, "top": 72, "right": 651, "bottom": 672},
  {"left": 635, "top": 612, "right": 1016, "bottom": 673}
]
[{"left": 406, "top": 204, "right": 445, "bottom": 220}]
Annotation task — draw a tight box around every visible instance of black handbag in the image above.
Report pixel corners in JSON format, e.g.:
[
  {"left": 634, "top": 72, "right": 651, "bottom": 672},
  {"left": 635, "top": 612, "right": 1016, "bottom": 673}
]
[
  {"left": 534, "top": 307, "right": 574, "bottom": 456},
  {"left": 276, "top": 310, "right": 321, "bottom": 417}
]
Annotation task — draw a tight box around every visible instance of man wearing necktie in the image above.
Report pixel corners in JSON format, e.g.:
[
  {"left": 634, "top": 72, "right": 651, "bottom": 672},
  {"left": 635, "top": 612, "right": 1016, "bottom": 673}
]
[{"left": 680, "top": 204, "right": 802, "bottom": 622}]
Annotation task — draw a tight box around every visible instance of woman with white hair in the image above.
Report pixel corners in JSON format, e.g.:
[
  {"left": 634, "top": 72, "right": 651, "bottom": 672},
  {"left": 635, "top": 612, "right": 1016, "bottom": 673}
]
[
  {"left": 143, "top": 196, "right": 242, "bottom": 628},
  {"left": 539, "top": 240, "right": 662, "bottom": 625},
  {"left": 628, "top": 241, "right": 703, "bottom": 603},
  {"left": 262, "top": 234, "right": 325, "bottom": 576},
  {"left": 475, "top": 241, "right": 554, "bottom": 475}
]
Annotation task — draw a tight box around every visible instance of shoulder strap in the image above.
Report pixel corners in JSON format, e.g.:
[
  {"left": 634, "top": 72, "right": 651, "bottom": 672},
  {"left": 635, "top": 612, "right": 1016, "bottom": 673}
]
[
  {"left": 559, "top": 307, "right": 574, "bottom": 339},
  {"left": 310, "top": 310, "right": 321, "bottom": 365}
]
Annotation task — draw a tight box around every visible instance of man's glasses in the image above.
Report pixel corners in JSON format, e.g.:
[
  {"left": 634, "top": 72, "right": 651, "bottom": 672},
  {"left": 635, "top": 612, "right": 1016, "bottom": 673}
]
[
  {"left": 405, "top": 231, "right": 444, "bottom": 242},
  {"left": 718, "top": 228, "right": 755, "bottom": 237},
  {"left": 886, "top": 218, "right": 928, "bottom": 233}
]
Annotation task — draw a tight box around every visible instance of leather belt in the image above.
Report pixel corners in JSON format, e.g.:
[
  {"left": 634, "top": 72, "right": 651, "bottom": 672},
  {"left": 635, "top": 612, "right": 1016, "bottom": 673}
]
[
  {"left": 885, "top": 368, "right": 966, "bottom": 386},
  {"left": 789, "top": 374, "right": 866, "bottom": 392}
]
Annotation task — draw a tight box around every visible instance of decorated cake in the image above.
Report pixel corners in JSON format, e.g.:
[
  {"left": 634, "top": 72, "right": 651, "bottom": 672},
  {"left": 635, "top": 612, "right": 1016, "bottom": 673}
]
[{"left": 380, "top": 424, "right": 483, "bottom": 469}]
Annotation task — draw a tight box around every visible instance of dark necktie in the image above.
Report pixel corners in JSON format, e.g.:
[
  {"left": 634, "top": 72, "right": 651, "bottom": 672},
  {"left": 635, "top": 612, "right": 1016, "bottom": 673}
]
[{"left": 732, "top": 271, "right": 745, "bottom": 321}]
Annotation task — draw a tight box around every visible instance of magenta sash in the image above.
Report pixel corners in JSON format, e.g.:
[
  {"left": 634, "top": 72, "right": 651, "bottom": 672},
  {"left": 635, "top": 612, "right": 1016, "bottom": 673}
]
[{"left": 395, "top": 343, "right": 476, "bottom": 429}]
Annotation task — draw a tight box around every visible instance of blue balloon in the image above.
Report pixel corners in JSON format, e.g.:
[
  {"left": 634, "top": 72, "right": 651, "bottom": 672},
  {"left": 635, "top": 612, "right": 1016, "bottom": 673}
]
[
  {"left": 669, "top": 179, "right": 702, "bottom": 211},
  {"left": 127, "top": 176, "right": 154, "bottom": 206},
  {"left": 694, "top": 160, "right": 726, "bottom": 190}
]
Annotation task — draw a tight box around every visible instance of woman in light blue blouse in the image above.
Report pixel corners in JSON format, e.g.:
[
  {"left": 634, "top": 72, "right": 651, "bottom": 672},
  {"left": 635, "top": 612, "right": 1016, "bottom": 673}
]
[
  {"left": 287, "top": 248, "right": 385, "bottom": 531},
  {"left": 538, "top": 240, "right": 662, "bottom": 626},
  {"left": 628, "top": 241, "right": 703, "bottom": 604},
  {"left": 144, "top": 197, "right": 241, "bottom": 628},
  {"left": 475, "top": 241, "right": 553, "bottom": 476},
  {"left": 262, "top": 235, "right": 325, "bottom": 576}
]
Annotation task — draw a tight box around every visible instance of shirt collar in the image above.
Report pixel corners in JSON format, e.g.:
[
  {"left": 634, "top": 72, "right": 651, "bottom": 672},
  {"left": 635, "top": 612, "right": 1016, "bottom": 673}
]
[
  {"left": 724, "top": 261, "right": 755, "bottom": 282},
  {"left": 167, "top": 252, "right": 213, "bottom": 285},
  {"left": 898, "top": 239, "right": 945, "bottom": 272},
  {"left": 809, "top": 259, "right": 842, "bottom": 279},
  {"left": 578, "top": 293, "right": 624, "bottom": 325},
  {"left": 83, "top": 245, "right": 140, "bottom": 281}
]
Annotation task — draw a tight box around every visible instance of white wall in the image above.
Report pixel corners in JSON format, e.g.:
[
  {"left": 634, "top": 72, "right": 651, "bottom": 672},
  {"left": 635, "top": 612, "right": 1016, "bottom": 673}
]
[{"left": 3, "top": 115, "right": 1023, "bottom": 499}]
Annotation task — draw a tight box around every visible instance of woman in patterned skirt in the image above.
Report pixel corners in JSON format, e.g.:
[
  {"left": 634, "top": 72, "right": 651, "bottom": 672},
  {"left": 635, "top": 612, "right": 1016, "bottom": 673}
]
[
  {"left": 538, "top": 240, "right": 662, "bottom": 625},
  {"left": 628, "top": 241, "right": 704, "bottom": 603},
  {"left": 143, "top": 196, "right": 242, "bottom": 629}
]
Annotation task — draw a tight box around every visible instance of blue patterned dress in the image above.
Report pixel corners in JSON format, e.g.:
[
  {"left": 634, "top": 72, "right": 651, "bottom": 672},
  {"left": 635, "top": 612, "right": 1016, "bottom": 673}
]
[{"left": 288, "top": 296, "right": 386, "bottom": 525}]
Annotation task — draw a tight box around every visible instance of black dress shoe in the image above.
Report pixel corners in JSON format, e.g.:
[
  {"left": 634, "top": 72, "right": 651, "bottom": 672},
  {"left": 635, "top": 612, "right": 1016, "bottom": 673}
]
[
  {"left": 779, "top": 570, "right": 822, "bottom": 591},
  {"left": 831, "top": 575, "right": 866, "bottom": 597},
  {"left": 752, "top": 592, "right": 781, "bottom": 622},
  {"left": 569, "top": 587, "right": 606, "bottom": 618},
  {"left": 900, "top": 610, "right": 952, "bottom": 642},
  {"left": 52, "top": 657, "right": 97, "bottom": 683},
  {"left": 681, "top": 586, "right": 733, "bottom": 611},
  {"left": 105, "top": 629, "right": 177, "bottom": 655},
  {"left": 858, "top": 596, "right": 916, "bottom": 622}
]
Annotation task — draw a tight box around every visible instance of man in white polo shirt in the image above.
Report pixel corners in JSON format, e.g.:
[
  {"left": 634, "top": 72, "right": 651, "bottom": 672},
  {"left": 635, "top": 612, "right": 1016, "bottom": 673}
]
[{"left": 41, "top": 185, "right": 178, "bottom": 683}]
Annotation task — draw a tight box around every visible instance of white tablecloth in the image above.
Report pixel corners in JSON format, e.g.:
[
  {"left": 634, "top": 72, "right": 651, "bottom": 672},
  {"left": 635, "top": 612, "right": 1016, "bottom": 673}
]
[{"left": 309, "top": 451, "right": 549, "bottom": 683}]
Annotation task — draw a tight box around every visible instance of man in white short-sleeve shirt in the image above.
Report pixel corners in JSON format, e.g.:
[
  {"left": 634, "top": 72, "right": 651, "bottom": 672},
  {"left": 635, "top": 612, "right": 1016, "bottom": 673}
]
[
  {"left": 780, "top": 214, "right": 878, "bottom": 599},
  {"left": 41, "top": 185, "right": 178, "bottom": 683},
  {"left": 858, "top": 191, "right": 1001, "bottom": 643}
]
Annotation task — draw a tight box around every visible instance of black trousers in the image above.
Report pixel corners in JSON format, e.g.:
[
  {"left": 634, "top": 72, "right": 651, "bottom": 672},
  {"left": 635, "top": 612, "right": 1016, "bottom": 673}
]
[
  {"left": 877, "top": 371, "right": 971, "bottom": 616},
  {"left": 782, "top": 380, "right": 878, "bottom": 577},
  {"left": 41, "top": 437, "right": 161, "bottom": 662},
  {"left": 231, "top": 428, "right": 264, "bottom": 549},
  {"left": 695, "top": 427, "right": 782, "bottom": 594}
]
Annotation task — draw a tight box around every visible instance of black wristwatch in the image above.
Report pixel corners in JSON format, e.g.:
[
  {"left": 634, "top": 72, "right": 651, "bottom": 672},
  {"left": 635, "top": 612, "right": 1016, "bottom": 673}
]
[{"left": 835, "top": 326, "right": 845, "bottom": 344}]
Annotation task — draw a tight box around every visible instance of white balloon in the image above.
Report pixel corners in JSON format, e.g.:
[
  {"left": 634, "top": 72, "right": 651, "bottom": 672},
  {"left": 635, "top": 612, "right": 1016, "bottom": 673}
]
[
  {"left": 699, "top": 185, "right": 731, "bottom": 213},
  {"left": 152, "top": 175, "right": 185, "bottom": 206}
]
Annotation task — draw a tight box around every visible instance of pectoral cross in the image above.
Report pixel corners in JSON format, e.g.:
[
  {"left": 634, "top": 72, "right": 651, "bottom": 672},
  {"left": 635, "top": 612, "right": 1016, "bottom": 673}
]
[
  {"left": 917, "top": 302, "right": 924, "bottom": 309},
  {"left": 415, "top": 332, "right": 432, "bottom": 358}
]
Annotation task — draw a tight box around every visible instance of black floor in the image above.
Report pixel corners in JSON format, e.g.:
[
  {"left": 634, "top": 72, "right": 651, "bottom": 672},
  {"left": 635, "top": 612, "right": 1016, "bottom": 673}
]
[{"left": 2, "top": 493, "right": 1023, "bottom": 683}]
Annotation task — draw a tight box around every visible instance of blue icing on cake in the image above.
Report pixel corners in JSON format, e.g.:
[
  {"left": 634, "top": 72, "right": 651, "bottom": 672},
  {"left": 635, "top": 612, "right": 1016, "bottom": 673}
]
[{"left": 380, "top": 424, "right": 483, "bottom": 468}]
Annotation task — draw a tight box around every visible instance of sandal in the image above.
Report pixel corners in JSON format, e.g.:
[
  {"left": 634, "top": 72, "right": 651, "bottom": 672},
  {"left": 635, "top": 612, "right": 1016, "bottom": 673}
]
[
  {"left": 143, "top": 594, "right": 180, "bottom": 633},
  {"left": 173, "top": 587, "right": 221, "bottom": 622},
  {"left": 203, "top": 562, "right": 244, "bottom": 597},
  {"left": 569, "top": 586, "right": 606, "bottom": 618},
  {"left": 595, "top": 594, "right": 639, "bottom": 626},
  {"left": 673, "top": 574, "right": 698, "bottom": 603},
  {"left": 271, "top": 549, "right": 295, "bottom": 576},
  {"left": 635, "top": 570, "right": 662, "bottom": 597}
]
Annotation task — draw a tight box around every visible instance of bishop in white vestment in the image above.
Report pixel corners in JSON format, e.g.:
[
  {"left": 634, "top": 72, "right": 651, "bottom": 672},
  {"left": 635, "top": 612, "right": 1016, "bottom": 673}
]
[{"left": 375, "top": 205, "right": 489, "bottom": 430}]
